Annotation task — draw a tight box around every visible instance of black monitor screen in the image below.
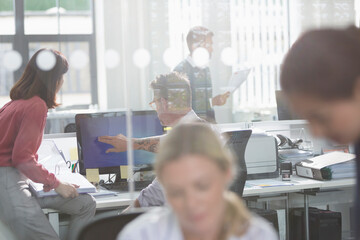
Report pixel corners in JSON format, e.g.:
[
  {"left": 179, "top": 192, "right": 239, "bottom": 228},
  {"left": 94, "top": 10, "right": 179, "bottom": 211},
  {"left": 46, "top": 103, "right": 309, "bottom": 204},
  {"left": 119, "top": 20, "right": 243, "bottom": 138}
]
[
  {"left": 75, "top": 111, "right": 164, "bottom": 175},
  {"left": 275, "top": 90, "right": 302, "bottom": 120}
]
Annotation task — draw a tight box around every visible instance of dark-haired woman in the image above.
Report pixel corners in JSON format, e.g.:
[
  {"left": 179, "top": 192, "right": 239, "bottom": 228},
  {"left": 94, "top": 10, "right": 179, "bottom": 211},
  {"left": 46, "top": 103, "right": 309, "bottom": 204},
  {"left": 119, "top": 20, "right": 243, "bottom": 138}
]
[
  {"left": 280, "top": 26, "right": 360, "bottom": 239},
  {"left": 0, "top": 48, "right": 95, "bottom": 240}
]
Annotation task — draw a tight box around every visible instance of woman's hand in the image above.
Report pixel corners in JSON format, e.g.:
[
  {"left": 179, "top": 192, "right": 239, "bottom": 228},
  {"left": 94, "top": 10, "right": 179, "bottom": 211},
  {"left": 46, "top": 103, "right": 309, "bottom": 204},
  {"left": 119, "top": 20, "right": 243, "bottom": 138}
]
[{"left": 55, "top": 182, "right": 79, "bottom": 198}]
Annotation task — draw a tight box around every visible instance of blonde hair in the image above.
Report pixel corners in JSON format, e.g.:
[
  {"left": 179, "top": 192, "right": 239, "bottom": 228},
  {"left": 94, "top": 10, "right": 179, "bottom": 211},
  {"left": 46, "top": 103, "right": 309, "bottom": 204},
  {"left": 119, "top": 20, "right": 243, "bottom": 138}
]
[{"left": 155, "top": 123, "right": 251, "bottom": 239}]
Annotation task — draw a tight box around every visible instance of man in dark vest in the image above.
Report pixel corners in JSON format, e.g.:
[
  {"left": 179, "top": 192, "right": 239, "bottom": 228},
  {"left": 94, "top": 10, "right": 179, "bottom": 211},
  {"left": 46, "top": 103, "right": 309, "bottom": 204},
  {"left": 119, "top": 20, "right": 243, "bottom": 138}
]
[{"left": 174, "top": 26, "right": 230, "bottom": 123}]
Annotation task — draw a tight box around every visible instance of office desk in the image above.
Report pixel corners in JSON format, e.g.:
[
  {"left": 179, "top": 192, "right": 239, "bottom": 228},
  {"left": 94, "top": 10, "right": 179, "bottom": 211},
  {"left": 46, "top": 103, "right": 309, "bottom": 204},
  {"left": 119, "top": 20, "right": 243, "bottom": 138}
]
[
  {"left": 244, "top": 175, "right": 355, "bottom": 197},
  {"left": 46, "top": 176, "right": 355, "bottom": 239},
  {"left": 95, "top": 192, "right": 140, "bottom": 210},
  {"left": 244, "top": 176, "right": 355, "bottom": 240},
  {"left": 92, "top": 176, "right": 354, "bottom": 209}
]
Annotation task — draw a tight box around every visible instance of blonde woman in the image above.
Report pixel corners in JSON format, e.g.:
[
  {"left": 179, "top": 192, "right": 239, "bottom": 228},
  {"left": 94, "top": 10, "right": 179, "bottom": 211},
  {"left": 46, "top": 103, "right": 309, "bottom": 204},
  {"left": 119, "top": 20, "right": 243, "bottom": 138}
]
[{"left": 118, "top": 123, "right": 278, "bottom": 240}]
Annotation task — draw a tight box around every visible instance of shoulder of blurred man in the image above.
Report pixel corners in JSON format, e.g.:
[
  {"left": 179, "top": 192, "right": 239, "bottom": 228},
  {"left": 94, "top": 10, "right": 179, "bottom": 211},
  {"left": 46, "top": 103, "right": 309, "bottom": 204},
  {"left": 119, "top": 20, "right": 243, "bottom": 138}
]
[{"left": 177, "top": 109, "right": 205, "bottom": 125}]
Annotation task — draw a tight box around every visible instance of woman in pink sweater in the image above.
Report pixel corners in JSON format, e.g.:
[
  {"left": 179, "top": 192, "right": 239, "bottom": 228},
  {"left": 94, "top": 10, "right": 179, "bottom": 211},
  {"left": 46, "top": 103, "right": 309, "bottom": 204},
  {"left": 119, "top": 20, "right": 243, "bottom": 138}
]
[{"left": 0, "top": 48, "right": 95, "bottom": 240}]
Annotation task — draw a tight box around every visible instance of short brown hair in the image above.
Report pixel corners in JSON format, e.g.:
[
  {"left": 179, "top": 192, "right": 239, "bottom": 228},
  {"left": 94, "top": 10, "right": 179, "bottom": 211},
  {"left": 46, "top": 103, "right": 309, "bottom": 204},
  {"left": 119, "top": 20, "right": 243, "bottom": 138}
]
[
  {"left": 10, "top": 48, "right": 68, "bottom": 108},
  {"left": 186, "top": 26, "right": 214, "bottom": 53},
  {"left": 281, "top": 26, "right": 360, "bottom": 100},
  {"left": 150, "top": 72, "right": 192, "bottom": 109}
]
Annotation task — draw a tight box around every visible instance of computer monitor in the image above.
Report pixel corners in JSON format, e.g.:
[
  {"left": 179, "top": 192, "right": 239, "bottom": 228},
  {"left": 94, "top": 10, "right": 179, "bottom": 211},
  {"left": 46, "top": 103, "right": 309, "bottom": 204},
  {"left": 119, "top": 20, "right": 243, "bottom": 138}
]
[
  {"left": 275, "top": 90, "right": 302, "bottom": 120},
  {"left": 75, "top": 111, "right": 164, "bottom": 176}
]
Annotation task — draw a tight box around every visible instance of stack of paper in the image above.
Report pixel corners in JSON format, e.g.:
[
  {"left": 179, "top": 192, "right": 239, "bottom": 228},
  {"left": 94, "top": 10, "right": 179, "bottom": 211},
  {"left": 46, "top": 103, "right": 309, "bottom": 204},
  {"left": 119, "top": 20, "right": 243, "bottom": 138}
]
[
  {"left": 296, "top": 151, "right": 356, "bottom": 180},
  {"left": 326, "top": 160, "right": 356, "bottom": 180}
]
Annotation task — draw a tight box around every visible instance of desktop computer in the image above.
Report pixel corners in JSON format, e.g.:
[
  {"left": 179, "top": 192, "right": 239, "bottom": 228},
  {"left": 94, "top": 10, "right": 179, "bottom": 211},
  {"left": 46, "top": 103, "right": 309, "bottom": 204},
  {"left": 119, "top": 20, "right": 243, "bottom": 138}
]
[
  {"left": 75, "top": 110, "right": 164, "bottom": 191},
  {"left": 275, "top": 90, "right": 301, "bottom": 120}
]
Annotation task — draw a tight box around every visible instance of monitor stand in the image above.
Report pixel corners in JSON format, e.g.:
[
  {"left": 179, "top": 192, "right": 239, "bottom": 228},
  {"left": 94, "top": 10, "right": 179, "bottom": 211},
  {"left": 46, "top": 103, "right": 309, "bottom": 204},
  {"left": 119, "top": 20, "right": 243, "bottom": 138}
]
[{"left": 114, "top": 173, "right": 126, "bottom": 183}]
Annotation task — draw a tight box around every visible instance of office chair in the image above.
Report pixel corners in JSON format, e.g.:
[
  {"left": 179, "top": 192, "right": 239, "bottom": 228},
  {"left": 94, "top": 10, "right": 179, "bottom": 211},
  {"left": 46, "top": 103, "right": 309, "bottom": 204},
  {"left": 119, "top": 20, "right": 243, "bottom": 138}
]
[
  {"left": 224, "top": 129, "right": 252, "bottom": 197},
  {"left": 64, "top": 123, "right": 77, "bottom": 133},
  {"left": 76, "top": 209, "right": 146, "bottom": 240}
]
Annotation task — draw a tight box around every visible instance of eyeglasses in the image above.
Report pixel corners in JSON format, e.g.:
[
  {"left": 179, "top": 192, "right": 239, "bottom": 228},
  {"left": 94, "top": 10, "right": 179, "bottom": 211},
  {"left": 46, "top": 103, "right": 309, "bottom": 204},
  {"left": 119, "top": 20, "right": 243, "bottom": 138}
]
[{"left": 149, "top": 98, "right": 159, "bottom": 110}]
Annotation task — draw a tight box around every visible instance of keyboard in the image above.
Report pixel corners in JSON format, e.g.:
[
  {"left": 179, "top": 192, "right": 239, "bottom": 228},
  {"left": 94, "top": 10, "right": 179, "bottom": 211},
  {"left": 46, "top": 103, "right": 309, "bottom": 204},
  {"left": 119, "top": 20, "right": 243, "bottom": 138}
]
[{"left": 101, "top": 180, "right": 153, "bottom": 192}]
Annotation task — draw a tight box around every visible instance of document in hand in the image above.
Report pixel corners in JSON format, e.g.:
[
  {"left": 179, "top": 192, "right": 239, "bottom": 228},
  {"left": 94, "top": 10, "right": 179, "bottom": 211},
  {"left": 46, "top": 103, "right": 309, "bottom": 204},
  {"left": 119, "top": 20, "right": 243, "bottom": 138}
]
[
  {"left": 29, "top": 139, "right": 96, "bottom": 197},
  {"left": 295, "top": 151, "right": 356, "bottom": 180},
  {"left": 221, "top": 68, "right": 251, "bottom": 93}
]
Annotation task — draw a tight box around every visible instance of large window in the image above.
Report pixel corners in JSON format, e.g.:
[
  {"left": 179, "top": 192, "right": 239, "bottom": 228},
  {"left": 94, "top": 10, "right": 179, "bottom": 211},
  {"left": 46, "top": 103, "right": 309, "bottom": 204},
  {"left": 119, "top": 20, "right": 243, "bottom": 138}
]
[
  {"left": 230, "top": 0, "right": 356, "bottom": 121},
  {"left": 0, "top": 0, "right": 96, "bottom": 108}
]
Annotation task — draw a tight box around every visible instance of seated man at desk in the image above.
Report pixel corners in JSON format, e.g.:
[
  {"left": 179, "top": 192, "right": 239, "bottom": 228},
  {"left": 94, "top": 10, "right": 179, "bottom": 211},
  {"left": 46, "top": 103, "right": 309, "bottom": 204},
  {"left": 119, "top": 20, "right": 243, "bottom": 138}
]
[{"left": 98, "top": 71, "right": 205, "bottom": 207}]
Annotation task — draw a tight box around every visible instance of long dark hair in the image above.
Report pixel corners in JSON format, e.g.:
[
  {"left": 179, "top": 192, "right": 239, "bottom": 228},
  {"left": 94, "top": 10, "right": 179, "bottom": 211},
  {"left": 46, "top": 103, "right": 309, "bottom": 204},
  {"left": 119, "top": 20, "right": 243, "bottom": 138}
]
[
  {"left": 10, "top": 48, "right": 69, "bottom": 108},
  {"left": 281, "top": 26, "right": 360, "bottom": 100}
]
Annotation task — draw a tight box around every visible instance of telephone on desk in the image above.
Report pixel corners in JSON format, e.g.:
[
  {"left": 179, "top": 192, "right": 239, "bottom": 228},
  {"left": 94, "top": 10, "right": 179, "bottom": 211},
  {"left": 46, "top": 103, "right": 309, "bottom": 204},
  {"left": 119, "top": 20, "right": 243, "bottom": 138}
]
[{"left": 276, "top": 134, "right": 313, "bottom": 165}]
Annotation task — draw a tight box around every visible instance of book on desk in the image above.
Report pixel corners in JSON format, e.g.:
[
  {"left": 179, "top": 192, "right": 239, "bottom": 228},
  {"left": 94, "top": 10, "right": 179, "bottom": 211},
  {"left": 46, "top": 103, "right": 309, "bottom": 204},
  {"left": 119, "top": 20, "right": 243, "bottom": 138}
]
[{"left": 30, "top": 139, "right": 96, "bottom": 197}]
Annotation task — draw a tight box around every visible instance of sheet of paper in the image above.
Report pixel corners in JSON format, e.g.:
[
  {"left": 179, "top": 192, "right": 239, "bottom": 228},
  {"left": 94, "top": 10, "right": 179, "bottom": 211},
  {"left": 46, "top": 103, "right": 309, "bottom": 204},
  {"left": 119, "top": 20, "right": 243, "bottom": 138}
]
[
  {"left": 300, "top": 151, "right": 355, "bottom": 169},
  {"left": 69, "top": 147, "right": 78, "bottom": 161},
  {"left": 86, "top": 168, "right": 100, "bottom": 183},
  {"left": 120, "top": 165, "right": 129, "bottom": 179},
  {"left": 246, "top": 179, "right": 294, "bottom": 188},
  {"left": 221, "top": 68, "right": 251, "bottom": 93}
]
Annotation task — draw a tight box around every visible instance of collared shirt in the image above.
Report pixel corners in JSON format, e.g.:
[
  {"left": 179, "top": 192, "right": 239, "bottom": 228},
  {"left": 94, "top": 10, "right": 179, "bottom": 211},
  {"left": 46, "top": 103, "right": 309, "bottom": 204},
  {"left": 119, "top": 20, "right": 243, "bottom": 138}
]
[
  {"left": 117, "top": 207, "right": 279, "bottom": 240},
  {"left": 177, "top": 109, "right": 204, "bottom": 124}
]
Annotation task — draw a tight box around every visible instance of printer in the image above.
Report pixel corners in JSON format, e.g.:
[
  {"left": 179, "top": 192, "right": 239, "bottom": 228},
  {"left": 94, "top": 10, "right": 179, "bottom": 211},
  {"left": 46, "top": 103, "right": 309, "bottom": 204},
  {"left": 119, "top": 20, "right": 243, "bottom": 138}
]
[
  {"left": 245, "top": 133, "right": 279, "bottom": 179},
  {"left": 218, "top": 124, "right": 279, "bottom": 180}
]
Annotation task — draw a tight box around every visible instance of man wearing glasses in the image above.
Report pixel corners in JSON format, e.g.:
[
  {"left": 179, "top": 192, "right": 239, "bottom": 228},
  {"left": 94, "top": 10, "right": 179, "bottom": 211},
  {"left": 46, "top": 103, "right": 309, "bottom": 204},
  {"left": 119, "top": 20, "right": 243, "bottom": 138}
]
[
  {"left": 98, "top": 72, "right": 204, "bottom": 207},
  {"left": 98, "top": 71, "right": 202, "bottom": 154}
]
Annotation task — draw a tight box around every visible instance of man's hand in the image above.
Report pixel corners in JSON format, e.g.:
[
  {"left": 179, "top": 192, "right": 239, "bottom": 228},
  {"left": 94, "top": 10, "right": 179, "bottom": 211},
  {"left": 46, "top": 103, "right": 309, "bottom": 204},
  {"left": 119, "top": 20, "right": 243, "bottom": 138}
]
[
  {"left": 55, "top": 182, "right": 79, "bottom": 198},
  {"left": 122, "top": 199, "right": 141, "bottom": 213},
  {"left": 98, "top": 134, "right": 129, "bottom": 153},
  {"left": 212, "top": 91, "right": 230, "bottom": 106}
]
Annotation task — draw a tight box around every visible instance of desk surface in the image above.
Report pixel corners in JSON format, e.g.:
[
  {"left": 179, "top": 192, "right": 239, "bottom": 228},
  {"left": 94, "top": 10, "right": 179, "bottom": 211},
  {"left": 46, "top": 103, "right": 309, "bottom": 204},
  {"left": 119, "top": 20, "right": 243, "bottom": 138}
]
[
  {"left": 243, "top": 176, "right": 355, "bottom": 197},
  {"left": 94, "top": 176, "right": 355, "bottom": 209}
]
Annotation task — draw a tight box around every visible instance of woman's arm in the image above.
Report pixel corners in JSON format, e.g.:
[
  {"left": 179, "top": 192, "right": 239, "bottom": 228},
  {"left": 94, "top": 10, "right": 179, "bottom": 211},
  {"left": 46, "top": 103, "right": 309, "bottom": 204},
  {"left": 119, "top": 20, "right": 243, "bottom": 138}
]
[{"left": 12, "top": 101, "right": 60, "bottom": 191}]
